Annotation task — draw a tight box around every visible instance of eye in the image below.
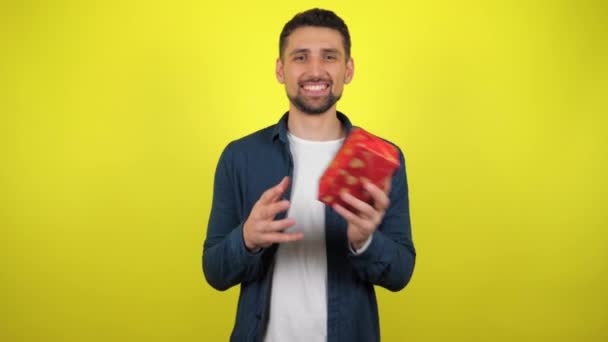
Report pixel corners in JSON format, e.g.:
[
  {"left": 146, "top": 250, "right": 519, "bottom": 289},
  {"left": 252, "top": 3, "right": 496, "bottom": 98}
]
[
  {"left": 293, "top": 55, "right": 306, "bottom": 62},
  {"left": 324, "top": 54, "right": 337, "bottom": 61}
]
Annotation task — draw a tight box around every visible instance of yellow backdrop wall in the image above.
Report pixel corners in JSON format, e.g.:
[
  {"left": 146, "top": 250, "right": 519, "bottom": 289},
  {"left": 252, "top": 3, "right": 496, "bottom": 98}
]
[{"left": 1, "top": 0, "right": 606, "bottom": 341}]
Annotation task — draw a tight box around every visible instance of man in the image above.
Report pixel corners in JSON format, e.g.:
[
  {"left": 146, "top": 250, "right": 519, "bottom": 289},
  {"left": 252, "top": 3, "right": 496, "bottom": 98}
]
[{"left": 203, "top": 8, "right": 415, "bottom": 342}]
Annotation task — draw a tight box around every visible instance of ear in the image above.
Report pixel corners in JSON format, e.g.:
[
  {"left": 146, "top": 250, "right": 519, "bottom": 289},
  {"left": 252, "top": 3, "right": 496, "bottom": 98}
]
[
  {"left": 344, "top": 57, "right": 354, "bottom": 84},
  {"left": 276, "top": 57, "right": 285, "bottom": 84}
]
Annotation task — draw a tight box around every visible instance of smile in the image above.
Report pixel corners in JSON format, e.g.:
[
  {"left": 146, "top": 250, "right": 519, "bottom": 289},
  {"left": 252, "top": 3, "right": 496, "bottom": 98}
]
[
  {"left": 300, "top": 81, "right": 330, "bottom": 95},
  {"left": 302, "top": 83, "right": 328, "bottom": 91}
]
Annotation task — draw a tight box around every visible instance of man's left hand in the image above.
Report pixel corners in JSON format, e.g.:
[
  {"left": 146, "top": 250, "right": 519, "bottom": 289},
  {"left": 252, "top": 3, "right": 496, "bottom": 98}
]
[{"left": 333, "top": 180, "right": 391, "bottom": 251}]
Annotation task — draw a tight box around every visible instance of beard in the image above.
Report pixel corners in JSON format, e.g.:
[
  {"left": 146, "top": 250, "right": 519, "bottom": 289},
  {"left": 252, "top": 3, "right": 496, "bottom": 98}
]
[{"left": 287, "top": 90, "right": 342, "bottom": 115}]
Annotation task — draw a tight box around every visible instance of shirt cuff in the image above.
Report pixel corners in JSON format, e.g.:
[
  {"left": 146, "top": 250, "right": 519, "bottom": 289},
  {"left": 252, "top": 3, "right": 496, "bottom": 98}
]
[
  {"left": 241, "top": 227, "right": 263, "bottom": 255},
  {"left": 247, "top": 247, "right": 262, "bottom": 254},
  {"left": 349, "top": 235, "right": 373, "bottom": 255}
]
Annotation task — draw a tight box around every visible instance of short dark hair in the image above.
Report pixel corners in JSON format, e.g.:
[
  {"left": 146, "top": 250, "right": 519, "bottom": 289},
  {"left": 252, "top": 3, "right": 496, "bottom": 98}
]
[{"left": 279, "top": 8, "right": 351, "bottom": 60}]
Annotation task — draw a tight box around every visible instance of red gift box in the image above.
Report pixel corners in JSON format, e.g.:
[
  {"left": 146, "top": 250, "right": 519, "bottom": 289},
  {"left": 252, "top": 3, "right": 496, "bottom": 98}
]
[{"left": 318, "top": 128, "right": 400, "bottom": 211}]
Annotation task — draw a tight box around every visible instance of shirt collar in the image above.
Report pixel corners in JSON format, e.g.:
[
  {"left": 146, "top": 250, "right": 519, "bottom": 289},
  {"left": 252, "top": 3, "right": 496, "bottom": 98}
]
[{"left": 271, "top": 111, "right": 354, "bottom": 143}]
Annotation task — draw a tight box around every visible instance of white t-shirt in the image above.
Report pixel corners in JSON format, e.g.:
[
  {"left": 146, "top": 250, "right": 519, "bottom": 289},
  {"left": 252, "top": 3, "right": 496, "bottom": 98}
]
[{"left": 264, "top": 132, "right": 343, "bottom": 342}]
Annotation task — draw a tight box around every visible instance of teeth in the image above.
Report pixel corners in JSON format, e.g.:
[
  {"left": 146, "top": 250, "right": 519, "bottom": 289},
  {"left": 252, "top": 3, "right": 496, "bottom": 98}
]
[{"left": 303, "top": 84, "right": 327, "bottom": 91}]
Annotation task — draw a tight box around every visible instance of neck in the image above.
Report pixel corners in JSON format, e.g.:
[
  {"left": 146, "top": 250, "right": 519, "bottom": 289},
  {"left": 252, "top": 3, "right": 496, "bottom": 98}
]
[{"left": 287, "top": 106, "right": 344, "bottom": 141}]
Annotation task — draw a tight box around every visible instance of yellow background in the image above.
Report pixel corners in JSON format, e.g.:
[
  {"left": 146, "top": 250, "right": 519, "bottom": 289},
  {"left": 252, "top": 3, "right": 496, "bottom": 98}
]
[{"left": 1, "top": 0, "right": 607, "bottom": 341}]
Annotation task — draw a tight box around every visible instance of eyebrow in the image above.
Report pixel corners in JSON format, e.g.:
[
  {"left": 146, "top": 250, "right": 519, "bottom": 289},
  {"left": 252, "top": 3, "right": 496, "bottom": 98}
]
[{"left": 288, "top": 48, "right": 343, "bottom": 56}]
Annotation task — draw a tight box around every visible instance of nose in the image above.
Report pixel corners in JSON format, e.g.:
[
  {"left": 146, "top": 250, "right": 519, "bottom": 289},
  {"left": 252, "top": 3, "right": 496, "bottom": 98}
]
[{"left": 307, "top": 55, "right": 324, "bottom": 78}]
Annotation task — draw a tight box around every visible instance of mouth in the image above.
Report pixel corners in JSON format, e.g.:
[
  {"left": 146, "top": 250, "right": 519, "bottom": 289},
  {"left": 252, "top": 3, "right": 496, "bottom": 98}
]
[{"left": 299, "top": 81, "right": 331, "bottom": 97}]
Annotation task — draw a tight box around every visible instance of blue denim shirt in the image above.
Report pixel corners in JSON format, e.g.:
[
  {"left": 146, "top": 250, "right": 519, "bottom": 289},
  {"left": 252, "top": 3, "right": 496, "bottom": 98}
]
[{"left": 203, "top": 112, "right": 416, "bottom": 341}]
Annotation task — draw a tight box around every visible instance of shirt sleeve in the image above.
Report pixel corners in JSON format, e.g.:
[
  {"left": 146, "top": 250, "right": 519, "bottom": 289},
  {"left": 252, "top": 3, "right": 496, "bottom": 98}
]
[
  {"left": 202, "top": 143, "right": 266, "bottom": 291},
  {"left": 347, "top": 147, "right": 417, "bottom": 291}
]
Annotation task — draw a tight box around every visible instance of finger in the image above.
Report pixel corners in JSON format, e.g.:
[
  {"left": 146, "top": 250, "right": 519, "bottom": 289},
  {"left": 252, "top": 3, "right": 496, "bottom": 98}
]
[
  {"left": 363, "top": 182, "right": 390, "bottom": 211},
  {"left": 260, "top": 200, "right": 290, "bottom": 219},
  {"left": 259, "top": 176, "right": 290, "bottom": 205},
  {"left": 264, "top": 217, "right": 296, "bottom": 232},
  {"left": 340, "top": 191, "right": 377, "bottom": 220},
  {"left": 333, "top": 203, "right": 368, "bottom": 228},
  {"left": 263, "top": 232, "right": 304, "bottom": 244},
  {"left": 384, "top": 177, "right": 392, "bottom": 193}
]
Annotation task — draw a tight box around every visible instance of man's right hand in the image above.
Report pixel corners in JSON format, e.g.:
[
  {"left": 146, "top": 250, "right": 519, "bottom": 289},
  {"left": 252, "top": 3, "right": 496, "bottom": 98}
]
[{"left": 243, "top": 176, "right": 302, "bottom": 251}]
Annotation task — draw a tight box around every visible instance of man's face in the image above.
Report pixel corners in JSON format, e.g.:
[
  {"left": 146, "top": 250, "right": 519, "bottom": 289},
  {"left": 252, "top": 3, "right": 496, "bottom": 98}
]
[{"left": 276, "top": 26, "right": 354, "bottom": 115}]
